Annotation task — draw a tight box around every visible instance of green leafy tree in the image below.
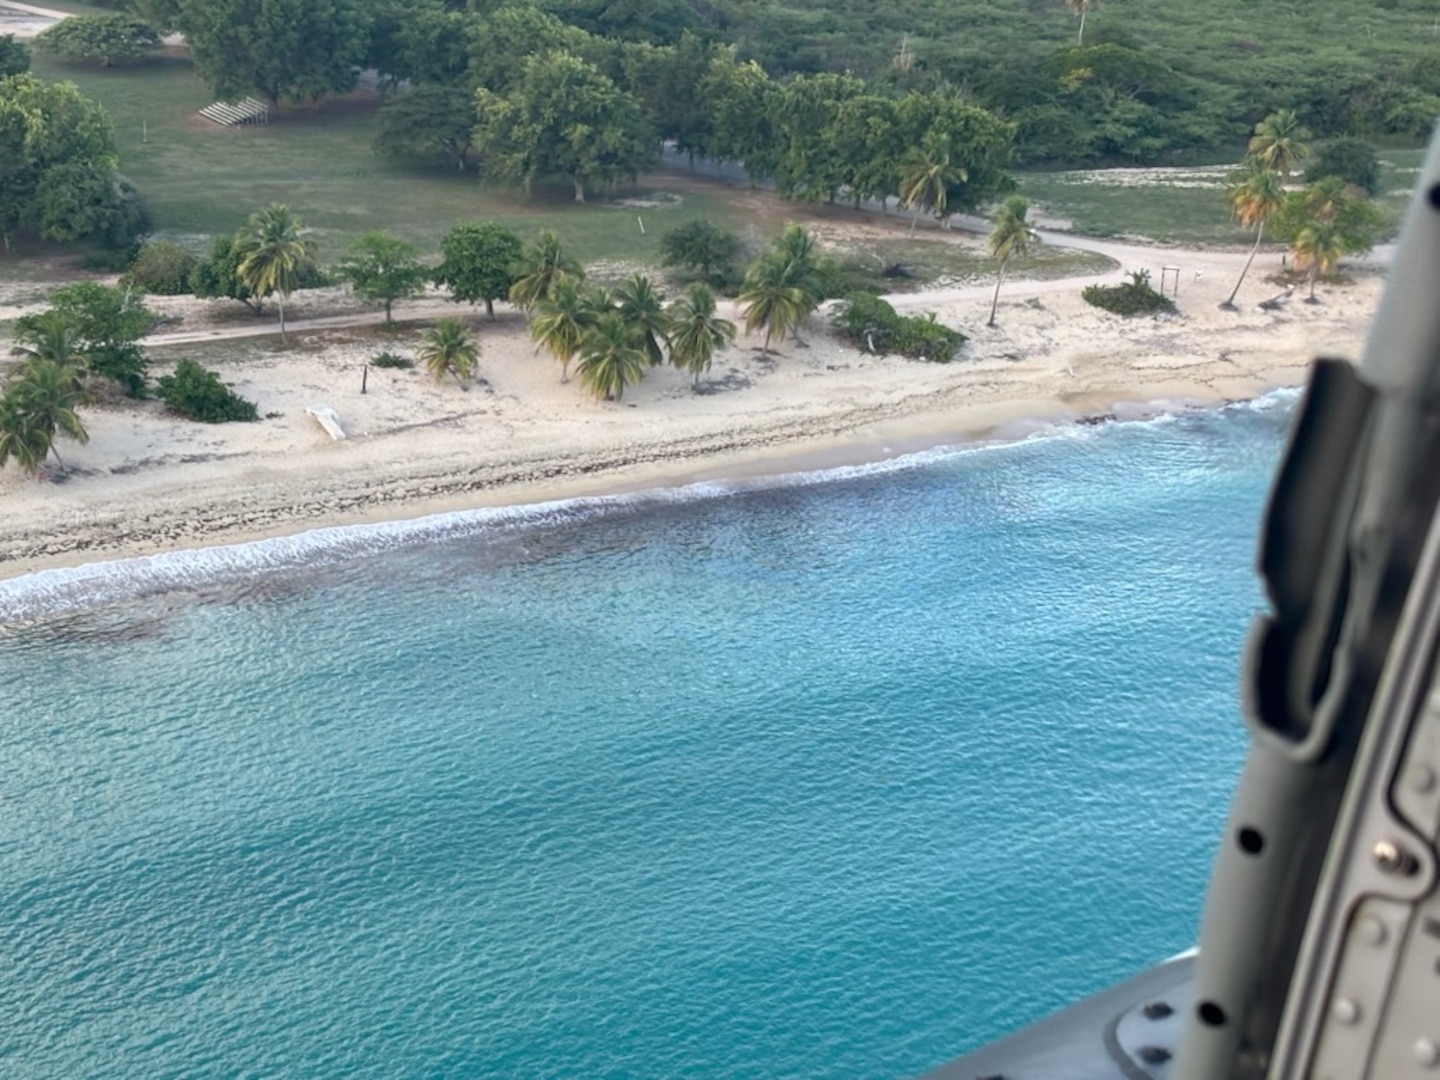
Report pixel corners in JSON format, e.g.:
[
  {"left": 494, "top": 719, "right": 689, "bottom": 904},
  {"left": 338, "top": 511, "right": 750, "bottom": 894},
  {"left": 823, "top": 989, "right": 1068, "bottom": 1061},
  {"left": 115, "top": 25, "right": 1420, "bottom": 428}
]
[
  {"left": 335, "top": 230, "right": 425, "bottom": 323},
  {"left": 659, "top": 219, "right": 740, "bottom": 283},
  {"left": 1291, "top": 222, "right": 1345, "bottom": 303},
  {"left": 1064, "top": 0, "right": 1100, "bottom": 46},
  {"left": 614, "top": 274, "right": 669, "bottom": 367},
  {"left": 0, "top": 74, "right": 142, "bottom": 249},
  {"left": 1248, "top": 109, "right": 1310, "bottom": 181},
  {"left": 374, "top": 84, "right": 478, "bottom": 172},
  {"left": 770, "top": 71, "right": 865, "bottom": 202},
  {"left": 987, "top": 196, "right": 1034, "bottom": 327},
  {"left": 666, "top": 283, "right": 735, "bottom": 385},
  {"left": 696, "top": 53, "right": 779, "bottom": 182},
  {"left": 0, "top": 34, "right": 31, "bottom": 76},
  {"left": 899, "top": 138, "right": 967, "bottom": 236},
  {"left": 190, "top": 232, "right": 267, "bottom": 312},
  {"left": 417, "top": 318, "right": 478, "bottom": 388},
  {"left": 577, "top": 311, "right": 648, "bottom": 401},
  {"left": 15, "top": 282, "right": 155, "bottom": 396},
  {"left": 434, "top": 222, "right": 524, "bottom": 319},
  {"left": 529, "top": 276, "right": 598, "bottom": 383},
  {"left": 234, "top": 203, "right": 317, "bottom": 341},
  {"left": 122, "top": 240, "right": 199, "bottom": 296},
  {"left": 1304, "top": 137, "right": 1381, "bottom": 195},
  {"left": 1270, "top": 177, "right": 1384, "bottom": 255},
  {"left": 177, "top": 0, "right": 372, "bottom": 107},
  {"left": 155, "top": 359, "right": 259, "bottom": 422},
  {"left": 474, "top": 50, "right": 655, "bottom": 202},
  {"left": 465, "top": 4, "right": 585, "bottom": 96},
  {"left": 128, "top": 0, "right": 183, "bottom": 33},
  {"left": 508, "top": 229, "right": 584, "bottom": 312},
  {"left": 1, "top": 357, "right": 88, "bottom": 469},
  {"left": 1221, "top": 158, "right": 1285, "bottom": 310},
  {"left": 33, "top": 14, "right": 161, "bottom": 67}
]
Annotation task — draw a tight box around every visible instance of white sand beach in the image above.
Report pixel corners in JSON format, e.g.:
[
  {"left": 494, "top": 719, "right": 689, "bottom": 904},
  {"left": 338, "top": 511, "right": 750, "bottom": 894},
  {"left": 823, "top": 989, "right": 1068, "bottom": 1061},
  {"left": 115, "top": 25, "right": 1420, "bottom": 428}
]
[{"left": 0, "top": 254, "right": 1382, "bottom": 580}]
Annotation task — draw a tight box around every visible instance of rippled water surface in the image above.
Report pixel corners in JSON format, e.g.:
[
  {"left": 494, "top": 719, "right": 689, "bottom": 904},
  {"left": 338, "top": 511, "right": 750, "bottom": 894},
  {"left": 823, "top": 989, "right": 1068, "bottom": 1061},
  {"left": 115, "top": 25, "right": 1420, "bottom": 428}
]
[{"left": 0, "top": 401, "right": 1293, "bottom": 1078}]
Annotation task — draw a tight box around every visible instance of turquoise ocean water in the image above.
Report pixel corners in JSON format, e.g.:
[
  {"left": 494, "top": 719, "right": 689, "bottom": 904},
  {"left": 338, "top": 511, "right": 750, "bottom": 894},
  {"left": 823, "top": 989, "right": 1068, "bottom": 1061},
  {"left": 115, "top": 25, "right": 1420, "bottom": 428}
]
[{"left": 0, "top": 396, "right": 1294, "bottom": 1079}]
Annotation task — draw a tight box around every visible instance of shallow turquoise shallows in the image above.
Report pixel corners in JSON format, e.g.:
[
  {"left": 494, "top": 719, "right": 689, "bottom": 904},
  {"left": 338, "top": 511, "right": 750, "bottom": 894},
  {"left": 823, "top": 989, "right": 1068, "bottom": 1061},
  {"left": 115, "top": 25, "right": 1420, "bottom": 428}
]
[{"left": 0, "top": 397, "right": 1294, "bottom": 1079}]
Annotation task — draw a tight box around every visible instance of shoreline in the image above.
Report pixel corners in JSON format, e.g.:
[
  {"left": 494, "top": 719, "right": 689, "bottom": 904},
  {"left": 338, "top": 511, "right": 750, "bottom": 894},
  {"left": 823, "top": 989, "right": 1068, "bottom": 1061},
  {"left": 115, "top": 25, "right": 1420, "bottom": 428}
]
[
  {"left": 0, "top": 260, "right": 1376, "bottom": 587},
  {"left": 0, "top": 376, "right": 1301, "bottom": 591}
]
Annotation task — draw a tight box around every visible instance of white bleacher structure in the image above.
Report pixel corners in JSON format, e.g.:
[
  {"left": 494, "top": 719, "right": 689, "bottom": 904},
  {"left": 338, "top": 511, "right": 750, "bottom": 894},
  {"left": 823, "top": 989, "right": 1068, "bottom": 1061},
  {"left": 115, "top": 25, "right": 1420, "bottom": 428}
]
[{"left": 198, "top": 97, "right": 269, "bottom": 127}]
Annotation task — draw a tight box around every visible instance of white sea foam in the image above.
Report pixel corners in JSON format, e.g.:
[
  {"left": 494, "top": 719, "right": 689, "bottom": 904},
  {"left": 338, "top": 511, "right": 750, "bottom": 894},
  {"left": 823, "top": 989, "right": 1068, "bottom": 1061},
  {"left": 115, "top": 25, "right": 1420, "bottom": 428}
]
[{"left": 0, "top": 393, "right": 1299, "bottom": 622}]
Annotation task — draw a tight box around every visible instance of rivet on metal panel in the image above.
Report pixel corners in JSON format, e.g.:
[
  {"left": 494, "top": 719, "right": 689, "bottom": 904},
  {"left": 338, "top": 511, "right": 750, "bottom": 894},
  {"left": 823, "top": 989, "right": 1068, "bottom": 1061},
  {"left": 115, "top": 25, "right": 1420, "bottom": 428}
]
[
  {"left": 1413, "top": 1038, "right": 1440, "bottom": 1068},
  {"left": 1412, "top": 765, "right": 1438, "bottom": 793},
  {"left": 1374, "top": 838, "right": 1421, "bottom": 875},
  {"left": 1332, "top": 998, "right": 1361, "bottom": 1025}
]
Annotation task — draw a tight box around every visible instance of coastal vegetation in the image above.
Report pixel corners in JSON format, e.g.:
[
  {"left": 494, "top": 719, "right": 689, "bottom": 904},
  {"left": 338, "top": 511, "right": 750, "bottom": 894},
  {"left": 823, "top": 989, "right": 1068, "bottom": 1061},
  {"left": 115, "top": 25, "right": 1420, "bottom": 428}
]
[
  {"left": 154, "top": 358, "right": 258, "bottom": 422},
  {"left": 1082, "top": 271, "right": 1176, "bottom": 317},
  {"left": 832, "top": 293, "right": 965, "bottom": 362}
]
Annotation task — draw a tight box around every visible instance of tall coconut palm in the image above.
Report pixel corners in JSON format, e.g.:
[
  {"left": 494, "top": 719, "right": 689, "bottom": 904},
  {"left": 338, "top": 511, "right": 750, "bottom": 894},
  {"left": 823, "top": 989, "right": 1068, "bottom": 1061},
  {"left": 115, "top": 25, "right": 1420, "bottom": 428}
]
[
  {"left": 3, "top": 358, "right": 88, "bottom": 466},
  {"left": 1064, "top": 0, "right": 1100, "bottom": 46},
  {"left": 1248, "top": 110, "right": 1310, "bottom": 181},
  {"left": 614, "top": 273, "right": 670, "bottom": 366},
  {"left": 508, "top": 229, "right": 584, "bottom": 312},
  {"left": 235, "top": 203, "right": 317, "bottom": 342},
  {"left": 987, "top": 196, "right": 1034, "bottom": 327},
  {"left": 1292, "top": 221, "right": 1344, "bottom": 304},
  {"left": 1221, "top": 158, "right": 1286, "bottom": 310},
  {"left": 529, "top": 277, "right": 598, "bottom": 383},
  {"left": 737, "top": 256, "right": 811, "bottom": 356},
  {"left": 898, "top": 142, "right": 967, "bottom": 236},
  {"left": 667, "top": 283, "right": 737, "bottom": 386},
  {"left": 418, "top": 318, "right": 478, "bottom": 388},
  {"left": 577, "top": 311, "right": 648, "bottom": 401}
]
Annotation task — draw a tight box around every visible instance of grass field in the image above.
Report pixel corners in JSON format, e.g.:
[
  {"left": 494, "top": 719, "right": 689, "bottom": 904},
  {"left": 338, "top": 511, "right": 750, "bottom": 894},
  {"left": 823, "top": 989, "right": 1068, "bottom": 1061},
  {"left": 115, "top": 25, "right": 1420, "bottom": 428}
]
[
  {"left": 1016, "top": 148, "right": 1421, "bottom": 246},
  {"left": 1, "top": 53, "right": 1119, "bottom": 291},
  {"left": 19, "top": 49, "right": 1415, "bottom": 284}
]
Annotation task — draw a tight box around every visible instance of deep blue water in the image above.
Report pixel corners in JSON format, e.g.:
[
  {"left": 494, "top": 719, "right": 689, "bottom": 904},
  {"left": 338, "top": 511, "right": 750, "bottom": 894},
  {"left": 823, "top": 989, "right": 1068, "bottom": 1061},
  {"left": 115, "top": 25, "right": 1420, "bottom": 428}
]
[{"left": 0, "top": 399, "right": 1292, "bottom": 1079}]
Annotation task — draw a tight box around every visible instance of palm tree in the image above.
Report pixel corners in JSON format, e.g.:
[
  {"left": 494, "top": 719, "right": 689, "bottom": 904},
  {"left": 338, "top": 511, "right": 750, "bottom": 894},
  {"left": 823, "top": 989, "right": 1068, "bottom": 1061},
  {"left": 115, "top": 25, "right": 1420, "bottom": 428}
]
[
  {"left": 1064, "top": 0, "right": 1100, "bottom": 46},
  {"left": 2, "top": 358, "right": 89, "bottom": 468},
  {"left": 737, "top": 256, "right": 811, "bottom": 356},
  {"left": 772, "top": 223, "right": 821, "bottom": 274},
  {"left": 1221, "top": 158, "right": 1286, "bottom": 310},
  {"left": 0, "top": 393, "right": 51, "bottom": 474},
  {"left": 508, "top": 229, "right": 584, "bottom": 312},
  {"left": 418, "top": 318, "right": 478, "bottom": 388},
  {"left": 1292, "top": 221, "right": 1344, "bottom": 304},
  {"left": 614, "top": 274, "right": 670, "bottom": 366},
  {"left": 529, "top": 277, "right": 598, "bottom": 383},
  {"left": 1248, "top": 110, "right": 1310, "bottom": 181},
  {"left": 10, "top": 311, "right": 87, "bottom": 372},
  {"left": 898, "top": 142, "right": 966, "bottom": 236},
  {"left": 577, "top": 311, "right": 648, "bottom": 401},
  {"left": 235, "top": 203, "right": 317, "bottom": 342},
  {"left": 987, "top": 196, "right": 1034, "bottom": 327},
  {"left": 667, "top": 283, "right": 737, "bottom": 386}
]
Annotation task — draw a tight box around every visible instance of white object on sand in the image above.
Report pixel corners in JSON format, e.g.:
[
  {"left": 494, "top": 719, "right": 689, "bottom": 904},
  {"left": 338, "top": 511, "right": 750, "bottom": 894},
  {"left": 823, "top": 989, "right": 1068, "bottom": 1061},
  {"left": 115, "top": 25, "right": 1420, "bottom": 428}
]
[{"left": 306, "top": 405, "right": 347, "bottom": 441}]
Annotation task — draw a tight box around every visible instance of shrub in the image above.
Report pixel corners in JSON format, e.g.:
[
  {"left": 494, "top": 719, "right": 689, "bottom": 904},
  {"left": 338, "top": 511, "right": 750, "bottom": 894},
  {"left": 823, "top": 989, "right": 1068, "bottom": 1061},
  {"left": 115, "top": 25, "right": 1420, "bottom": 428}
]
[
  {"left": 32, "top": 14, "right": 161, "bottom": 66},
  {"left": 370, "top": 351, "right": 413, "bottom": 368},
  {"left": 122, "top": 240, "right": 200, "bottom": 295},
  {"left": 1082, "top": 271, "right": 1176, "bottom": 316},
  {"left": 1303, "top": 137, "right": 1381, "bottom": 196},
  {"left": 155, "top": 359, "right": 258, "bottom": 422},
  {"left": 832, "top": 292, "right": 966, "bottom": 362},
  {"left": 0, "top": 33, "right": 30, "bottom": 76},
  {"left": 659, "top": 219, "right": 740, "bottom": 283}
]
